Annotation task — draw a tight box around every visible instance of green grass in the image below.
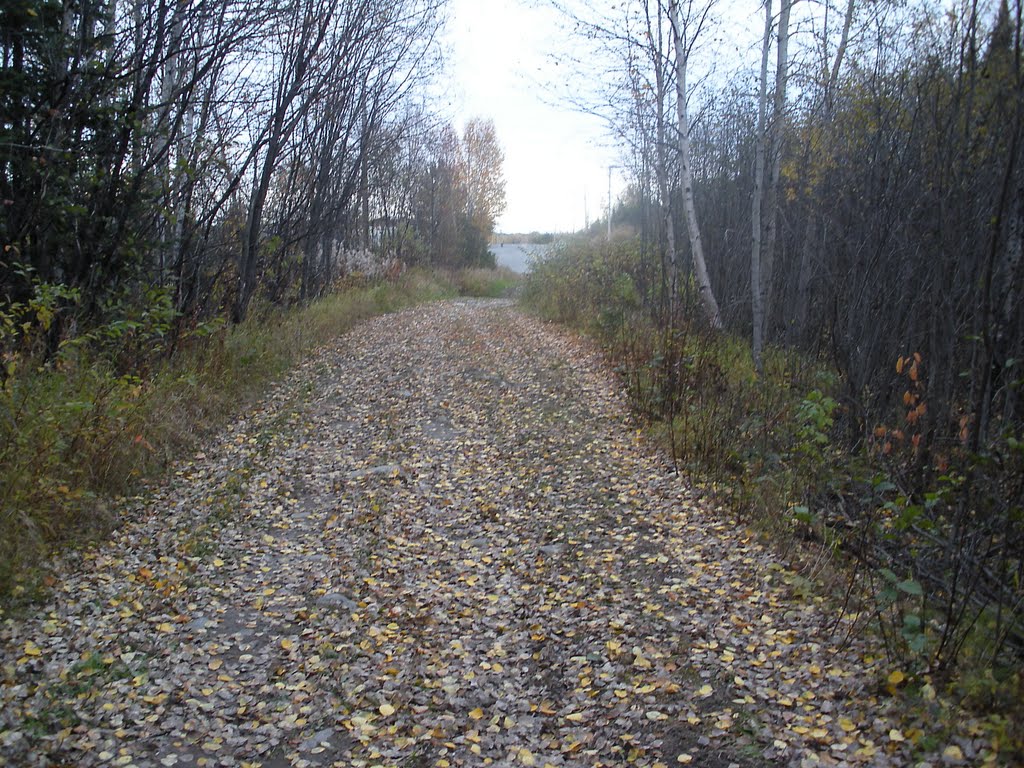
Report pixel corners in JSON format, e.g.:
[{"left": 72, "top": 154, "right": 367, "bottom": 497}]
[
  {"left": 451, "top": 266, "right": 521, "bottom": 298},
  {"left": 0, "top": 267, "right": 518, "bottom": 604}
]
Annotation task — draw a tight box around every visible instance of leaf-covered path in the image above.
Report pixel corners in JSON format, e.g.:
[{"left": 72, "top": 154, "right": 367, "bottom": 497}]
[{"left": 1, "top": 300, "right": 963, "bottom": 767}]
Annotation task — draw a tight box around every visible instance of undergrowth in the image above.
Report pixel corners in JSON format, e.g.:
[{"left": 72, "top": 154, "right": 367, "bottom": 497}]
[
  {"left": 0, "top": 267, "right": 516, "bottom": 603},
  {"left": 522, "top": 237, "right": 1023, "bottom": 755}
]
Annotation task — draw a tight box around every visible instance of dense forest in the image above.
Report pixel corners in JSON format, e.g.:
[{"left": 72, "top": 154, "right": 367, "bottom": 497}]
[{"left": 528, "top": 0, "right": 1024, "bottom": 689}]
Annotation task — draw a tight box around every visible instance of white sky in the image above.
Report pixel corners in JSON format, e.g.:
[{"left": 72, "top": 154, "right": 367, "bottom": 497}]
[{"left": 442, "top": 0, "right": 626, "bottom": 234}]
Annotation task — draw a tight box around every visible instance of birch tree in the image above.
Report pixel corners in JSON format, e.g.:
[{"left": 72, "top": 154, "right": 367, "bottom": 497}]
[{"left": 669, "top": 0, "right": 722, "bottom": 329}]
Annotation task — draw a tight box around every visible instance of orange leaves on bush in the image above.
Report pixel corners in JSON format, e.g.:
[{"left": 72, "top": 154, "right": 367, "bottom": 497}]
[
  {"left": 958, "top": 414, "right": 971, "bottom": 445},
  {"left": 897, "top": 352, "right": 922, "bottom": 383},
  {"left": 906, "top": 401, "right": 927, "bottom": 426}
]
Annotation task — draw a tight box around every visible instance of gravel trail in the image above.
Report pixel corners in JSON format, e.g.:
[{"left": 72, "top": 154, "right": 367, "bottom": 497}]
[{"left": 1, "top": 300, "right": 953, "bottom": 767}]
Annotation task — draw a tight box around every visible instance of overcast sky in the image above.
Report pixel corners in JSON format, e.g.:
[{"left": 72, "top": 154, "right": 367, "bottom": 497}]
[{"left": 441, "top": 0, "right": 625, "bottom": 234}]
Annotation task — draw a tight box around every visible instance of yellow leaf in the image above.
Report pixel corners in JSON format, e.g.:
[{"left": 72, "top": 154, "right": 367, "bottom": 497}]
[
  {"left": 838, "top": 717, "right": 857, "bottom": 732},
  {"left": 469, "top": 708, "right": 484, "bottom": 720},
  {"left": 212, "top": 558, "right": 224, "bottom": 567},
  {"left": 943, "top": 745, "right": 964, "bottom": 761},
  {"left": 23, "top": 641, "right": 42, "bottom": 657},
  {"left": 697, "top": 684, "right": 713, "bottom": 697},
  {"left": 156, "top": 622, "right": 175, "bottom": 633},
  {"left": 280, "top": 638, "right": 294, "bottom": 651},
  {"left": 208, "top": 659, "right": 223, "bottom": 671},
  {"left": 379, "top": 703, "right": 395, "bottom": 717},
  {"left": 887, "top": 670, "right": 905, "bottom": 686},
  {"left": 677, "top": 756, "right": 693, "bottom": 764},
  {"left": 632, "top": 654, "right": 651, "bottom": 669},
  {"left": 518, "top": 748, "right": 536, "bottom": 766},
  {"left": 565, "top": 712, "right": 584, "bottom": 722},
  {"left": 888, "top": 729, "right": 905, "bottom": 742}
]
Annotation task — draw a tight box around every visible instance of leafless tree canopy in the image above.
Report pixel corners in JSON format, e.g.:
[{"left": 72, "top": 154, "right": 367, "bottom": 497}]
[{"left": 1, "top": 0, "right": 506, "bottom": 329}]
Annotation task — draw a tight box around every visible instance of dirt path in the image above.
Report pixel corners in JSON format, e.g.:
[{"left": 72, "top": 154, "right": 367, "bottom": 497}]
[{"left": 1, "top": 300, "right": 962, "bottom": 767}]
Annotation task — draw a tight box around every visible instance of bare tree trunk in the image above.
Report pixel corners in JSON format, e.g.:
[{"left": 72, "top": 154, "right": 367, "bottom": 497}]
[
  {"left": 751, "top": 0, "right": 772, "bottom": 372},
  {"left": 826, "top": 0, "right": 857, "bottom": 114},
  {"left": 754, "top": 0, "right": 791, "bottom": 358},
  {"left": 651, "top": 15, "right": 679, "bottom": 314},
  {"left": 158, "top": 4, "right": 184, "bottom": 285},
  {"left": 670, "top": 0, "right": 722, "bottom": 329},
  {"left": 233, "top": 0, "right": 337, "bottom": 322},
  {"left": 792, "top": 0, "right": 855, "bottom": 343}
]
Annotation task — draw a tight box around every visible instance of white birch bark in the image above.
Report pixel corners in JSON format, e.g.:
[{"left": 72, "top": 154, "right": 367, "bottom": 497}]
[{"left": 669, "top": 0, "right": 722, "bottom": 330}]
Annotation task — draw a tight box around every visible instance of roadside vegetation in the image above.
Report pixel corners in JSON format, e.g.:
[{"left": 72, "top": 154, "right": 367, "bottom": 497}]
[
  {"left": 523, "top": 237, "right": 1023, "bottom": 755},
  {"left": 1, "top": 0, "right": 516, "bottom": 602},
  {"left": 0, "top": 268, "right": 517, "bottom": 604},
  {"left": 529, "top": 0, "right": 1023, "bottom": 748}
]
